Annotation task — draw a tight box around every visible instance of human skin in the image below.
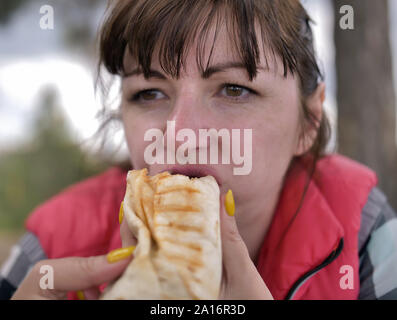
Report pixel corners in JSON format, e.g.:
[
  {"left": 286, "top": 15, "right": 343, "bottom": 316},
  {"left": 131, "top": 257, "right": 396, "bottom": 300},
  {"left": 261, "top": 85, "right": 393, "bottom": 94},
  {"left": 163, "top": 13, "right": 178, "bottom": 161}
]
[
  {"left": 12, "top": 21, "right": 324, "bottom": 300},
  {"left": 121, "top": 22, "right": 325, "bottom": 265}
]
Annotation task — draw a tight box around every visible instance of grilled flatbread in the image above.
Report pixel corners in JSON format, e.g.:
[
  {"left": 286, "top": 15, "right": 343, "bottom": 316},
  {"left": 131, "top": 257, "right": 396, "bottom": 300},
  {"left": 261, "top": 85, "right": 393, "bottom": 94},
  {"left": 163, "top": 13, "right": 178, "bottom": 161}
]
[{"left": 100, "top": 169, "right": 222, "bottom": 300}]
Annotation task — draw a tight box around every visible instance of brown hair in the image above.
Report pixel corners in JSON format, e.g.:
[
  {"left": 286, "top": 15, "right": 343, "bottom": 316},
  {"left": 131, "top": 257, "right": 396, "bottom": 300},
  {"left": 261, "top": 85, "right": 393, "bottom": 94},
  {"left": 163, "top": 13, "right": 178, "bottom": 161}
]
[{"left": 96, "top": 0, "right": 331, "bottom": 170}]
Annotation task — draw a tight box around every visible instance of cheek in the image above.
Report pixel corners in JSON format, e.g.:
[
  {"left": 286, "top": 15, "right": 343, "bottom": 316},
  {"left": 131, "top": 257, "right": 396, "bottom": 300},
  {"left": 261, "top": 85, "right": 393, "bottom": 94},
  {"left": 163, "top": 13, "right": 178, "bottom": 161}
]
[
  {"left": 253, "top": 110, "right": 300, "bottom": 165},
  {"left": 247, "top": 90, "right": 302, "bottom": 189},
  {"left": 255, "top": 84, "right": 301, "bottom": 160},
  {"left": 122, "top": 108, "right": 164, "bottom": 169},
  {"left": 123, "top": 122, "right": 145, "bottom": 169}
]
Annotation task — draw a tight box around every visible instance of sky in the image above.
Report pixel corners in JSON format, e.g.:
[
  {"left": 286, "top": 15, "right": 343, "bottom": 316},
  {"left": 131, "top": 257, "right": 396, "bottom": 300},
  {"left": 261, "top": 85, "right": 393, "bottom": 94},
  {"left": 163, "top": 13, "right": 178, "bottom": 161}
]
[
  {"left": 0, "top": 1, "right": 116, "bottom": 155},
  {"left": 0, "top": 0, "right": 396, "bottom": 158}
]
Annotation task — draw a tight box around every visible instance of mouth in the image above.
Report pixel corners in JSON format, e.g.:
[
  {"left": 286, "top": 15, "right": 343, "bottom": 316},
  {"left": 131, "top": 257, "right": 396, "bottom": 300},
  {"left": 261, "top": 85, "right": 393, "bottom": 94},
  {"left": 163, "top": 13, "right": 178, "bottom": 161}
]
[{"left": 167, "top": 165, "right": 221, "bottom": 186}]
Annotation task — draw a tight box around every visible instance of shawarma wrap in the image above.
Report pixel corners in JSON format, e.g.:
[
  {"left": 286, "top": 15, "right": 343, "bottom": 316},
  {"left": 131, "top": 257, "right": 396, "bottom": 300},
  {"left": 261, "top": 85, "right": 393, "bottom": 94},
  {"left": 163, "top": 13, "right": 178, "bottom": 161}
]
[{"left": 100, "top": 168, "right": 222, "bottom": 300}]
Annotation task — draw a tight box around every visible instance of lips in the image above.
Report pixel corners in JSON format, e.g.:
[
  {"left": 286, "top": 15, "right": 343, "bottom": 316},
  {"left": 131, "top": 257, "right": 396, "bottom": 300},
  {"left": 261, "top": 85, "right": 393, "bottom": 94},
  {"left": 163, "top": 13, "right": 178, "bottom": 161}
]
[{"left": 165, "top": 165, "right": 221, "bottom": 186}]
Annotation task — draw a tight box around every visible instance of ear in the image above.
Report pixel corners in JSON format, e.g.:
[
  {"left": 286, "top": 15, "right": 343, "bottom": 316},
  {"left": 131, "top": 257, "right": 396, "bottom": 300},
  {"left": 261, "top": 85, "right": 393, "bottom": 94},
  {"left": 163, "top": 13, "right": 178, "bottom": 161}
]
[{"left": 294, "top": 82, "right": 326, "bottom": 156}]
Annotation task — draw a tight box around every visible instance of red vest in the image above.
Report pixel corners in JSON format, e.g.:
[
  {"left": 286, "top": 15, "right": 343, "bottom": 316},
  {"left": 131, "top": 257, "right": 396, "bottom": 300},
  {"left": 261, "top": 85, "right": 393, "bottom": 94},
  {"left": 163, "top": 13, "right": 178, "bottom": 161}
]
[{"left": 25, "top": 154, "right": 377, "bottom": 300}]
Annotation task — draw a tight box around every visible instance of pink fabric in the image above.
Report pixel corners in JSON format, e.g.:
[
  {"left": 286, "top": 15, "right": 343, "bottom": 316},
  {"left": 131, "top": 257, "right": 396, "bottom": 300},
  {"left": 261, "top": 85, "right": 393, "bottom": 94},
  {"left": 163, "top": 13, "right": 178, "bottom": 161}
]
[
  {"left": 25, "top": 154, "right": 377, "bottom": 300},
  {"left": 256, "top": 154, "right": 377, "bottom": 299}
]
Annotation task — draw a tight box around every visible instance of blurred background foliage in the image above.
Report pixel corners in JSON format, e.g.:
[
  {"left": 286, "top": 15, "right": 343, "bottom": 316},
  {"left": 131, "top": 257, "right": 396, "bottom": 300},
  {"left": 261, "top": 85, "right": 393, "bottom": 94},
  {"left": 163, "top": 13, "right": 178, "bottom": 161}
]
[
  {"left": 0, "top": 0, "right": 112, "bottom": 240},
  {"left": 0, "top": 0, "right": 28, "bottom": 25},
  {"left": 0, "top": 86, "right": 108, "bottom": 231}
]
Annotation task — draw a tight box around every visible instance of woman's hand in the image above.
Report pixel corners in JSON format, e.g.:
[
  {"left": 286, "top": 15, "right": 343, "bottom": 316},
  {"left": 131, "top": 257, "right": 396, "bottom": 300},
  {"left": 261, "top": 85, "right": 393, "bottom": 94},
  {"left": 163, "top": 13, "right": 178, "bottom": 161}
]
[
  {"left": 219, "top": 190, "right": 273, "bottom": 300},
  {"left": 11, "top": 248, "right": 134, "bottom": 300},
  {"left": 12, "top": 203, "right": 136, "bottom": 300},
  {"left": 12, "top": 193, "right": 271, "bottom": 300}
]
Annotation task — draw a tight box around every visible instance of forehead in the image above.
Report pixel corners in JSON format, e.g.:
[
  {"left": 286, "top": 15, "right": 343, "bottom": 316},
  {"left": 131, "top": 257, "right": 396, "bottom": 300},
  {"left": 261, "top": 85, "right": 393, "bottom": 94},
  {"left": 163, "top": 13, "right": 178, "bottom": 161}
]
[{"left": 122, "top": 19, "right": 284, "bottom": 80}]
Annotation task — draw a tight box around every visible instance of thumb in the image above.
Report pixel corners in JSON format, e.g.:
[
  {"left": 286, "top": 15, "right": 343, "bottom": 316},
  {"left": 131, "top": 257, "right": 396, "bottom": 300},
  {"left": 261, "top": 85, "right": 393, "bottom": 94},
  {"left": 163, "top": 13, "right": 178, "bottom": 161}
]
[
  {"left": 220, "top": 190, "right": 251, "bottom": 271},
  {"left": 12, "top": 248, "right": 135, "bottom": 300},
  {"left": 119, "top": 201, "right": 137, "bottom": 248},
  {"left": 55, "top": 249, "right": 134, "bottom": 292},
  {"left": 38, "top": 250, "right": 133, "bottom": 293}
]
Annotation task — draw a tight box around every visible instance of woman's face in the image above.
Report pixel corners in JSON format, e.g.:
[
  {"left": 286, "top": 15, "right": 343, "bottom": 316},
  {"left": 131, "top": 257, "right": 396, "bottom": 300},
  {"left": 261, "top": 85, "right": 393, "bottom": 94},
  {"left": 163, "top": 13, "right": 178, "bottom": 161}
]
[{"left": 120, "top": 24, "right": 309, "bottom": 212}]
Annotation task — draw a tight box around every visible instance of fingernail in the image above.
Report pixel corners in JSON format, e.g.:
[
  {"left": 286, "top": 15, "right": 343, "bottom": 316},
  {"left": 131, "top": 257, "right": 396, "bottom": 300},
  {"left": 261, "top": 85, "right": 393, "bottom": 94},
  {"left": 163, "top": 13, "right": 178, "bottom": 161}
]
[
  {"left": 225, "top": 189, "right": 235, "bottom": 216},
  {"left": 76, "top": 290, "right": 85, "bottom": 300},
  {"left": 107, "top": 246, "right": 135, "bottom": 263},
  {"left": 119, "top": 201, "right": 124, "bottom": 224}
]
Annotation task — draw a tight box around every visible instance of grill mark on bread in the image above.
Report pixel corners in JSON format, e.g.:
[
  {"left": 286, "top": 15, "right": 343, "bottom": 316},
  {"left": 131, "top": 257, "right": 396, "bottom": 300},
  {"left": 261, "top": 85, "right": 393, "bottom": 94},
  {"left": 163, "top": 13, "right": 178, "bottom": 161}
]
[
  {"left": 148, "top": 171, "right": 170, "bottom": 190},
  {"left": 154, "top": 204, "right": 201, "bottom": 213},
  {"left": 131, "top": 177, "right": 145, "bottom": 223},
  {"left": 162, "top": 252, "right": 204, "bottom": 268},
  {"left": 154, "top": 222, "right": 204, "bottom": 233},
  {"left": 155, "top": 173, "right": 171, "bottom": 183},
  {"left": 140, "top": 197, "right": 150, "bottom": 228},
  {"left": 180, "top": 274, "right": 200, "bottom": 300},
  {"left": 158, "top": 237, "right": 203, "bottom": 252},
  {"left": 187, "top": 265, "right": 198, "bottom": 273},
  {"left": 156, "top": 186, "right": 200, "bottom": 195}
]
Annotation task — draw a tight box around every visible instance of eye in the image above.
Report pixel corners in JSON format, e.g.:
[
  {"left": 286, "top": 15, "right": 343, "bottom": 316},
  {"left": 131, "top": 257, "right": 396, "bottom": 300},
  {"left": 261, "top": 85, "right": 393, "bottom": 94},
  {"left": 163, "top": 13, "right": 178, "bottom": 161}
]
[
  {"left": 128, "top": 84, "right": 256, "bottom": 104},
  {"left": 220, "top": 83, "right": 256, "bottom": 100},
  {"left": 128, "top": 89, "right": 165, "bottom": 103}
]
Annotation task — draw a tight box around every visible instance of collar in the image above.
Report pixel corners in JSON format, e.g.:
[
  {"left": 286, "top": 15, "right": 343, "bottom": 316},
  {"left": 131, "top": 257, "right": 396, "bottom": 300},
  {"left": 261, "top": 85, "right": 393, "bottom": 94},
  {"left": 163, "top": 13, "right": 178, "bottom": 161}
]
[{"left": 255, "top": 157, "right": 344, "bottom": 300}]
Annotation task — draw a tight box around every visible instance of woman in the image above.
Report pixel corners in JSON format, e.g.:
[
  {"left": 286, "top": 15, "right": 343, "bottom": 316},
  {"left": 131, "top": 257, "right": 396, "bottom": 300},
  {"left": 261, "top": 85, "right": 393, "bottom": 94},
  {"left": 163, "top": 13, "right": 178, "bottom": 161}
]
[{"left": 2, "top": 0, "right": 397, "bottom": 300}]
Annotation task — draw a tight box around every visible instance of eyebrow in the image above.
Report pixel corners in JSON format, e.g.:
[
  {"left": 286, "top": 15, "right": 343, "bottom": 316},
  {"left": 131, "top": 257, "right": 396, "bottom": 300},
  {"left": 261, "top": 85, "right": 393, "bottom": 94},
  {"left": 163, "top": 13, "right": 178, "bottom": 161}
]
[{"left": 123, "top": 61, "right": 259, "bottom": 80}]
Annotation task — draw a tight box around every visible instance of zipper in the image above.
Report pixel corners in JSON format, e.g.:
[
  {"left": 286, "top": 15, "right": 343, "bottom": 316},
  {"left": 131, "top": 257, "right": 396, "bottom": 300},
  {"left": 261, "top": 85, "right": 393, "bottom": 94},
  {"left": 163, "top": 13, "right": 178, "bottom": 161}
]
[{"left": 284, "top": 238, "right": 344, "bottom": 300}]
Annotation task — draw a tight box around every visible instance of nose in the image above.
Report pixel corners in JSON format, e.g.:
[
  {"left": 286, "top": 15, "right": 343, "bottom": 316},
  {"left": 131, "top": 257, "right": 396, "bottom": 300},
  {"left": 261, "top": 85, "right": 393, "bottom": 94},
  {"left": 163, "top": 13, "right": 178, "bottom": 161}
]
[
  {"left": 162, "top": 83, "right": 211, "bottom": 160},
  {"left": 167, "top": 86, "right": 207, "bottom": 135}
]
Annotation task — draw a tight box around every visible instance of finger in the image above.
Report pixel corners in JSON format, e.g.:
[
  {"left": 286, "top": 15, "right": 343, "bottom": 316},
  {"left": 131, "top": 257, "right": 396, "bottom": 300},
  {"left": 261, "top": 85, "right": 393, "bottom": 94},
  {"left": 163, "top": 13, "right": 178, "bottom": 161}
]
[
  {"left": 12, "top": 252, "right": 133, "bottom": 300},
  {"left": 220, "top": 190, "right": 251, "bottom": 271},
  {"left": 119, "top": 201, "right": 137, "bottom": 248},
  {"left": 38, "top": 252, "right": 133, "bottom": 293}
]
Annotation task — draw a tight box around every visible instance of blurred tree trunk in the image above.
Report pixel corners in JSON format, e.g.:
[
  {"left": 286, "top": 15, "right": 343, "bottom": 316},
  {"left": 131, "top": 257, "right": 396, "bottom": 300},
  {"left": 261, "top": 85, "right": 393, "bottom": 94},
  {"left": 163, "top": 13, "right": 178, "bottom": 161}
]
[
  {"left": 334, "top": 0, "right": 397, "bottom": 209},
  {"left": 0, "top": 0, "right": 28, "bottom": 25}
]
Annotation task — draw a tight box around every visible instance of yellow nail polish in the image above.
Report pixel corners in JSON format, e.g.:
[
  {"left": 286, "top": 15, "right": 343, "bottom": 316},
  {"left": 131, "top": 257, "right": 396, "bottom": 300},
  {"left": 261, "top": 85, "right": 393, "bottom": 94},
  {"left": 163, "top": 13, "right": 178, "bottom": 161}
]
[
  {"left": 76, "top": 290, "right": 85, "bottom": 300},
  {"left": 119, "top": 201, "right": 124, "bottom": 224},
  {"left": 225, "top": 189, "right": 235, "bottom": 216},
  {"left": 107, "top": 246, "right": 135, "bottom": 263}
]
